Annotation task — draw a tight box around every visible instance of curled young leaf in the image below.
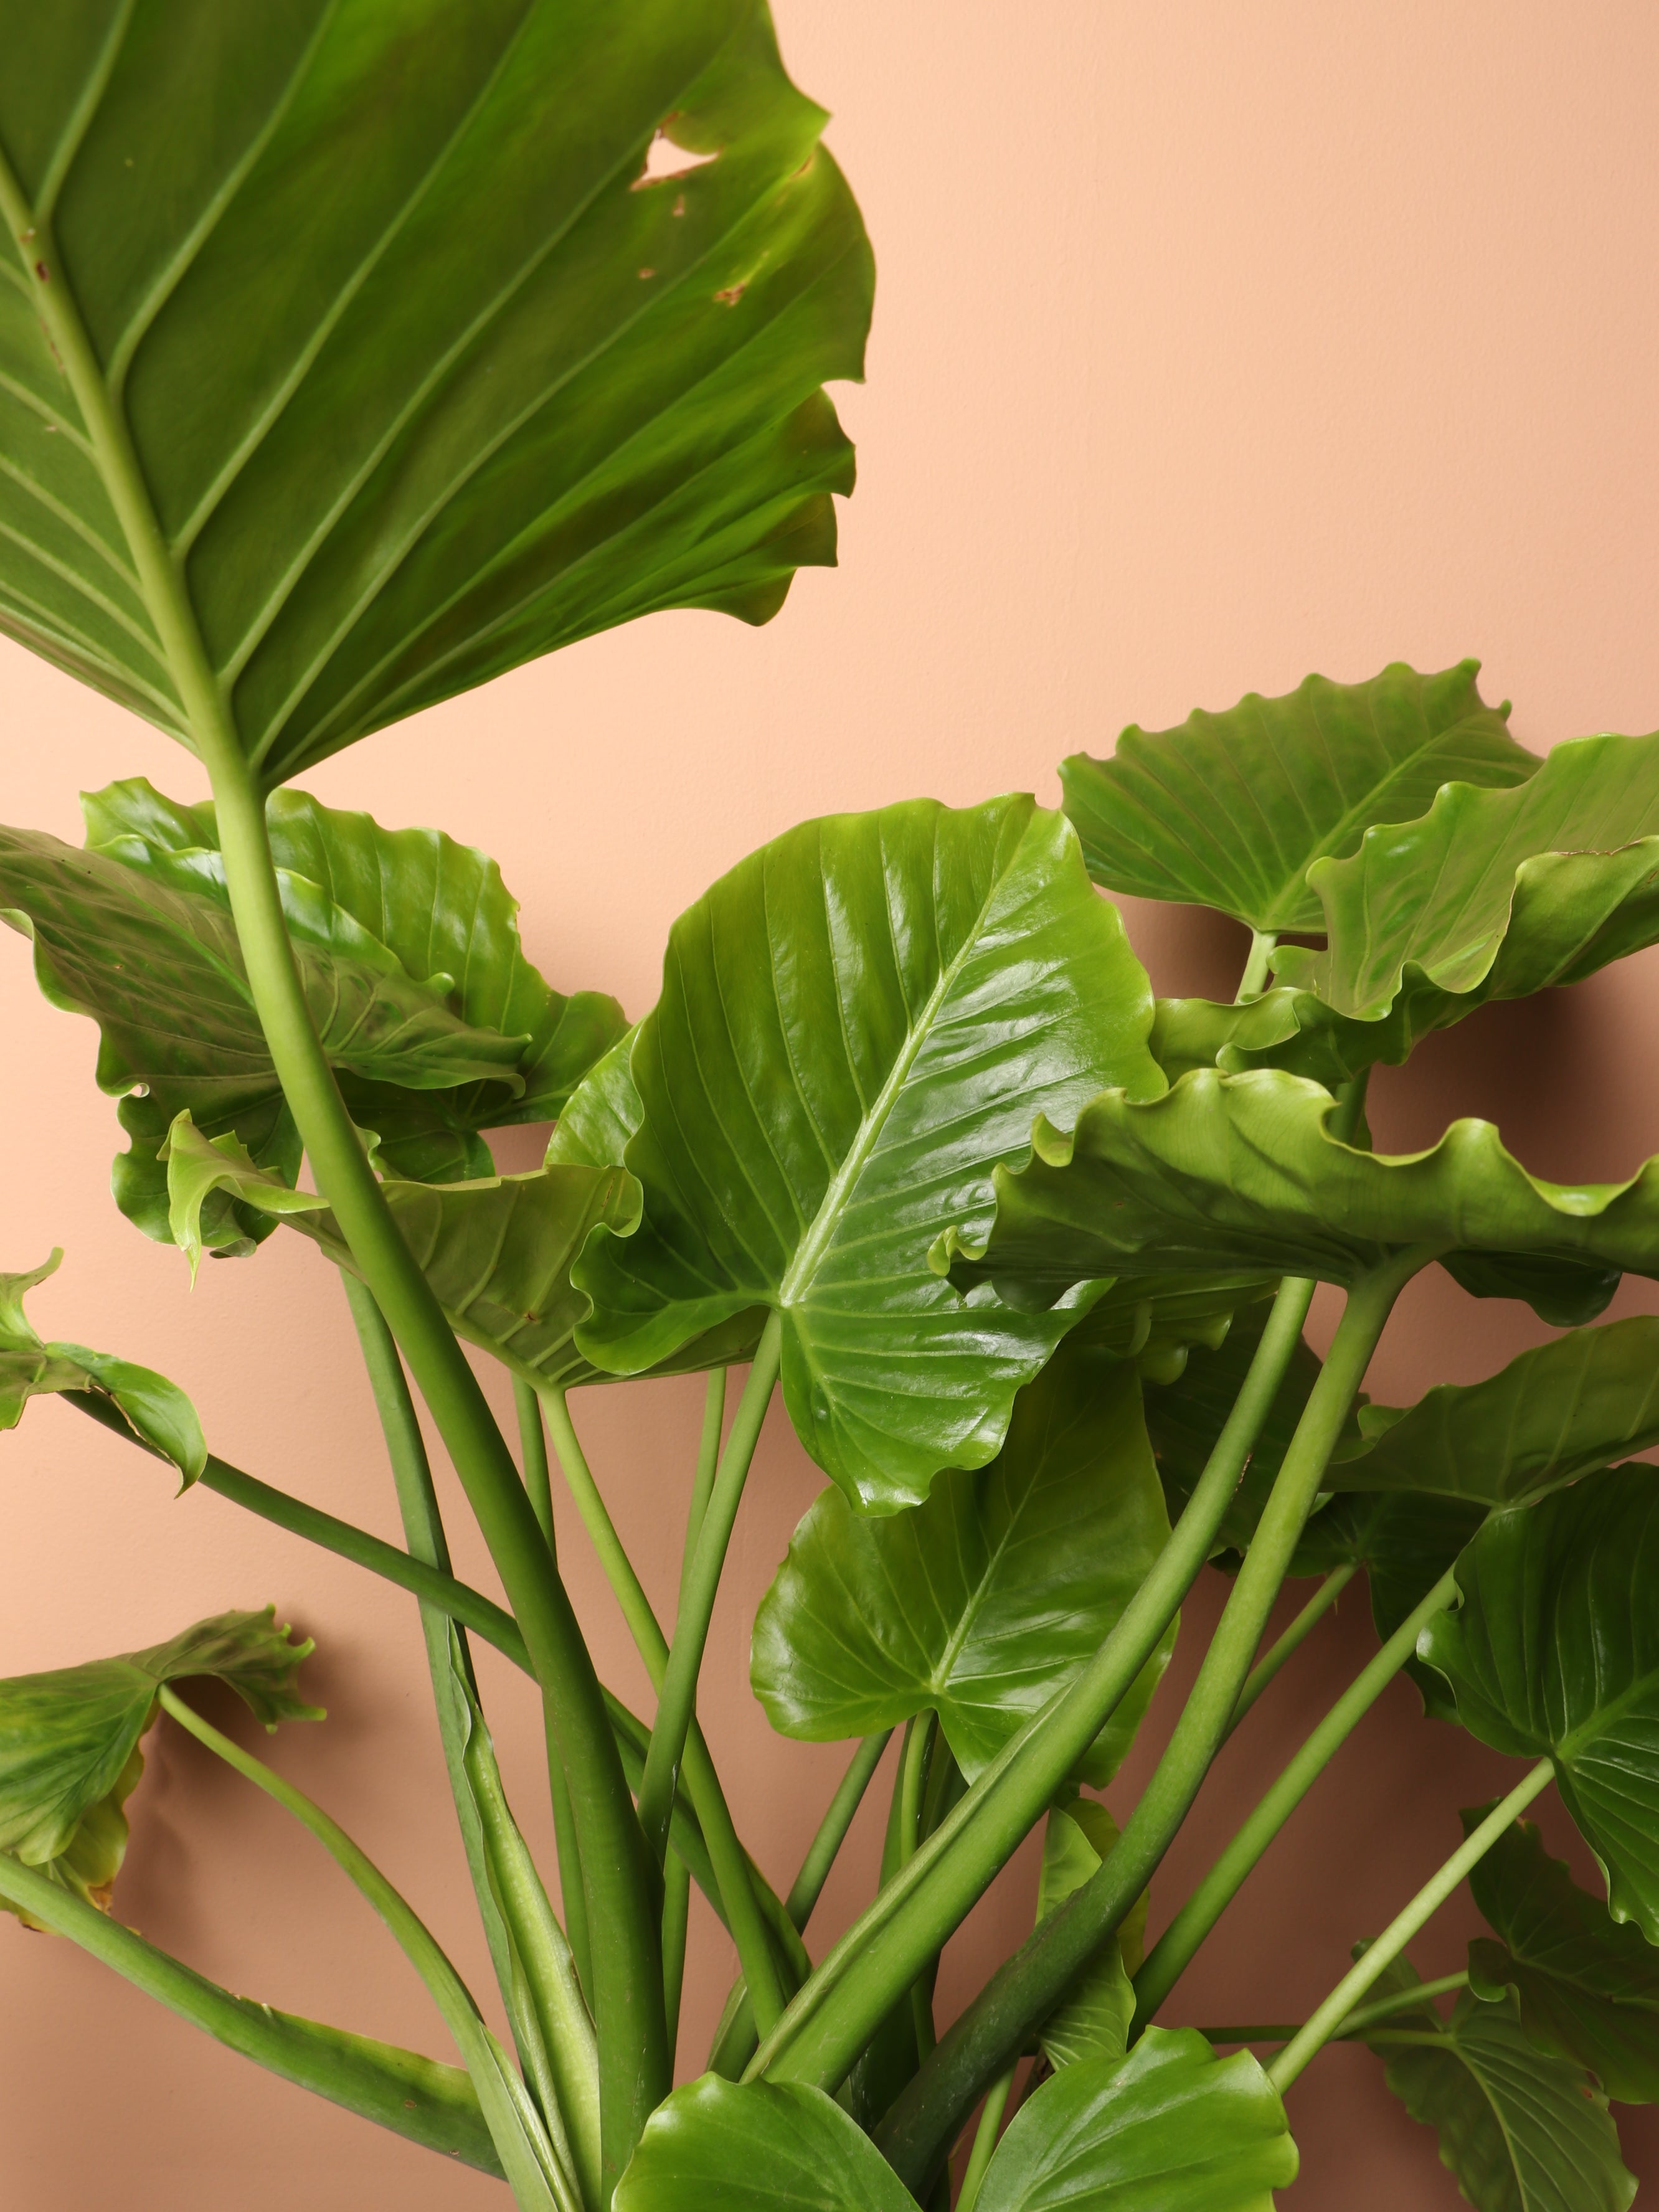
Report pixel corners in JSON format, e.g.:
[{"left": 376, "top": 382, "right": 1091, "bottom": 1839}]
[
  {"left": 0, "top": 1609, "right": 318, "bottom": 1925},
  {"left": 162, "top": 1113, "right": 330, "bottom": 1275},
  {"left": 0, "top": 1249, "right": 204, "bottom": 1482},
  {"left": 575, "top": 795, "right": 1166, "bottom": 1510},
  {"left": 751, "top": 1353, "right": 1172, "bottom": 1782},
  {"left": 1035, "top": 1797, "right": 1143, "bottom": 2070}
]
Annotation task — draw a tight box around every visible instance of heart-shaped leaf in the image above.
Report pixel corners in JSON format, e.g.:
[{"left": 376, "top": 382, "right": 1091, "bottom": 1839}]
[
  {"left": 750, "top": 1351, "right": 1172, "bottom": 1782},
  {"left": 575, "top": 796, "right": 1166, "bottom": 1510},
  {"left": 1035, "top": 1797, "right": 1143, "bottom": 2070},
  {"left": 938, "top": 1067, "right": 1652, "bottom": 1328},
  {"left": 1420, "top": 1467, "right": 1659, "bottom": 1939},
  {"left": 1277, "top": 730, "right": 1659, "bottom": 1023},
  {"left": 613, "top": 2075, "right": 916, "bottom": 2212},
  {"left": 0, "top": 1248, "right": 204, "bottom": 1480},
  {"left": 1328, "top": 1318, "right": 1659, "bottom": 1507},
  {"left": 975, "top": 2026, "right": 1298, "bottom": 2212},
  {"left": 1466, "top": 1808, "right": 1659, "bottom": 2104},
  {"left": 1364, "top": 1959, "right": 1634, "bottom": 2212},
  {"left": 1061, "top": 659, "right": 1535, "bottom": 933},
  {"left": 0, "top": 1, "right": 869, "bottom": 780},
  {"left": 0, "top": 1608, "right": 317, "bottom": 1924}
]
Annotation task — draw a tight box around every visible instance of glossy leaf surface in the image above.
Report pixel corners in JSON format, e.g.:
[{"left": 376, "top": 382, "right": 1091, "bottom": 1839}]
[
  {"left": 1467, "top": 1811, "right": 1659, "bottom": 2104},
  {"left": 1420, "top": 1467, "right": 1659, "bottom": 1938},
  {"left": 577, "top": 796, "right": 1166, "bottom": 1509},
  {"left": 1367, "top": 1961, "right": 1633, "bottom": 2212},
  {"left": 1328, "top": 1318, "right": 1659, "bottom": 1506},
  {"left": 613, "top": 2076, "right": 915, "bottom": 2212},
  {"left": 0, "top": 1609, "right": 316, "bottom": 1921},
  {"left": 939, "top": 1068, "right": 1655, "bottom": 1325},
  {"left": 975, "top": 2027, "right": 1298, "bottom": 2212},
  {"left": 1061, "top": 659, "right": 1533, "bottom": 932},
  {"left": 750, "top": 1354, "right": 1172, "bottom": 1782},
  {"left": 0, "top": 1, "right": 870, "bottom": 779},
  {"left": 1036, "top": 1797, "right": 1141, "bottom": 2070},
  {"left": 0, "top": 1248, "right": 204, "bottom": 1480},
  {"left": 1279, "top": 729, "right": 1659, "bottom": 1022}
]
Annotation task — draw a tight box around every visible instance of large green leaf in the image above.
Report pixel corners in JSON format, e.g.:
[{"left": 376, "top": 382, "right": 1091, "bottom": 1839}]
[
  {"left": 975, "top": 2027, "right": 1298, "bottom": 2212},
  {"left": 1277, "top": 729, "right": 1659, "bottom": 1023},
  {"left": 937, "top": 1067, "right": 1652, "bottom": 1327},
  {"left": 1035, "top": 1797, "right": 1143, "bottom": 2071},
  {"left": 750, "top": 1351, "right": 1173, "bottom": 1782},
  {"left": 0, "top": 0, "right": 869, "bottom": 780},
  {"left": 1365, "top": 1959, "right": 1633, "bottom": 2212},
  {"left": 1467, "top": 1809, "right": 1659, "bottom": 2104},
  {"left": 1061, "top": 659, "right": 1535, "bottom": 933},
  {"left": 1327, "top": 1318, "right": 1659, "bottom": 1507},
  {"left": 0, "top": 1607, "right": 317, "bottom": 1923},
  {"left": 613, "top": 2076, "right": 916, "bottom": 2212},
  {"left": 575, "top": 796, "right": 1166, "bottom": 1510},
  {"left": 0, "top": 1247, "right": 204, "bottom": 1479},
  {"left": 1420, "top": 1467, "right": 1659, "bottom": 1939}
]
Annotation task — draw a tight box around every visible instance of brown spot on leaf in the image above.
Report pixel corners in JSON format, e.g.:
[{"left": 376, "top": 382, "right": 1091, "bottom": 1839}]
[{"left": 714, "top": 282, "right": 747, "bottom": 306}]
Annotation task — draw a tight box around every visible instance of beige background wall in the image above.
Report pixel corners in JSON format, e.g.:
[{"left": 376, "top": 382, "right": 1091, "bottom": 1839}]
[{"left": 2, "top": 3, "right": 1658, "bottom": 2203}]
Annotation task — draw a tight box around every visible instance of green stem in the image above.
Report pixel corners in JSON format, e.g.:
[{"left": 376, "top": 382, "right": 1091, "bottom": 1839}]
[
  {"left": 684, "top": 1369, "right": 729, "bottom": 1577},
  {"left": 516, "top": 1376, "right": 557, "bottom": 1549},
  {"left": 1227, "top": 1563, "right": 1358, "bottom": 1734},
  {"left": 540, "top": 1383, "right": 790, "bottom": 2038},
  {"left": 1133, "top": 1566, "right": 1460, "bottom": 2026},
  {"left": 1335, "top": 1972, "right": 1470, "bottom": 2036},
  {"left": 158, "top": 1688, "right": 574, "bottom": 2212},
  {"left": 1267, "top": 1760, "right": 1554, "bottom": 2092},
  {"left": 1236, "top": 930, "right": 1279, "bottom": 1001},
  {"left": 956, "top": 2066, "right": 1016, "bottom": 2212},
  {"left": 899, "top": 1715, "right": 938, "bottom": 2060},
  {"left": 786, "top": 1732, "right": 894, "bottom": 1929},
  {"left": 751, "top": 1270, "right": 1318, "bottom": 2097},
  {"left": 873, "top": 1247, "right": 1431, "bottom": 2195},
  {"left": 661, "top": 1849, "right": 691, "bottom": 2066},
  {"left": 638, "top": 1316, "right": 783, "bottom": 1863}
]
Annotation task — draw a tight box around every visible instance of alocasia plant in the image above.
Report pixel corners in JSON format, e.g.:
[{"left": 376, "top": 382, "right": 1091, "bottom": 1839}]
[{"left": 2, "top": 11, "right": 1658, "bottom": 2211}]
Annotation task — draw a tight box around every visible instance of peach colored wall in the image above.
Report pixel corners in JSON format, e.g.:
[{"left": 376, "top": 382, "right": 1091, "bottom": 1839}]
[{"left": 2, "top": 4, "right": 1658, "bottom": 2205}]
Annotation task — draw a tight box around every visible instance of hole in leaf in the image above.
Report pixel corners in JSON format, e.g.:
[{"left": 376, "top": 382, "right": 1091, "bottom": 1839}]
[{"left": 632, "top": 125, "right": 719, "bottom": 189}]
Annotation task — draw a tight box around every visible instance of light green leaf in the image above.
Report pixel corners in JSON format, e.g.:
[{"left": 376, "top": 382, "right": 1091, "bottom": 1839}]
[
  {"left": 1466, "top": 1808, "right": 1659, "bottom": 2104},
  {"left": 937, "top": 1067, "right": 1653, "bottom": 1328},
  {"left": 976, "top": 2026, "right": 1298, "bottom": 2212},
  {"left": 1366, "top": 1960, "right": 1633, "bottom": 2212},
  {"left": 1150, "top": 984, "right": 1432, "bottom": 1090},
  {"left": 0, "top": 1607, "right": 317, "bottom": 1924},
  {"left": 0, "top": 1247, "right": 204, "bottom": 1480},
  {"left": 1036, "top": 1797, "right": 1141, "bottom": 2070},
  {"left": 162, "top": 1112, "right": 329, "bottom": 1274},
  {"left": 1278, "top": 729, "right": 1659, "bottom": 1024},
  {"left": 613, "top": 2076, "right": 917, "bottom": 2212},
  {"left": 1419, "top": 1467, "right": 1659, "bottom": 1942},
  {"left": 1328, "top": 1318, "right": 1659, "bottom": 1507},
  {"left": 750, "top": 1352, "right": 1173, "bottom": 1783},
  {"left": 575, "top": 795, "right": 1166, "bottom": 1510},
  {"left": 1061, "top": 659, "right": 1534, "bottom": 933},
  {"left": 0, "top": 0, "right": 870, "bottom": 780},
  {"left": 1065, "top": 1272, "right": 1279, "bottom": 1384}
]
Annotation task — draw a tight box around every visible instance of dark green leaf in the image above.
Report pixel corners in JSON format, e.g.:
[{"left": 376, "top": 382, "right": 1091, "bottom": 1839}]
[
  {"left": 1466, "top": 1810, "right": 1659, "bottom": 2104},
  {"left": 975, "top": 2026, "right": 1298, "bottom": 2212},
  {"left": 1290, "top": 1491, "right": 1483, "bottom": 1718},
  {"left": 576, "top": 796, "right": 1166, "bottom": 1510},
  {"left": 1061, "top": 659, "right": 1534, "bottom": 933},
  {"left": 0, "top": 1248, "right": 204, "bottom": 1480},
  {"left": 750, "top": 1352, "right": 1172, "bottom": 1782},
  {"left": 1365, "top": 1960, "right": 1633, "bottom": 2212},
  {"left": 1328, "top": 1318, "right": 1659, "bottom": 1507},
  {"left": 1420, "top": 1468, "right": 1659, "bottom": 1942},
  {"left": 0, "top": 1608, "right": 317, "bottom": 1924},
  {"left": 1035, "top": 1797, "right": 1141, "bottom": 2069},
  {"left": 0, "top": 1, "right": 870, "bottom": 779},
  {"left": 1065, "top": 1272, "right": 1280, "bottom": 1384},
  {"left": 938, "top": 1067, "right": 1659, "bottom": 1327},
  {"left": 1277, "top": 730, "right": 1659, "bottom": 1023},
  {"left": 613, "top": 2075, "right": 916, "bottom": 2212}
]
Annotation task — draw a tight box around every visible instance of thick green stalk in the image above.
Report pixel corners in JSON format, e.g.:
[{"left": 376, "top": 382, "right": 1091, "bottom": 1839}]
[
  {"left": 1133, "top": 1564, "right": 1461, "bottom": 2025},
  {"left": 874, "top": 1249, "right": 1431, "bottom": 2193},
  {"left": 516, "top": 1376, "right": 558, "bottom": 1548},
  {"left": 661, "top": 1851, "right": 692, "bottom": 2064},
  {"left": 1236, "top": 930, "right": 1278, "bottom": 1001},
  {"left": 158, "top": 1689, "right": 574, "bottom": 2212},
  {"left": 1268, "top": 1760, "right": 1554, "bottom": 2091},
  {"left": 684, "top": 1370, "right": 729, "bottom": 1574},
  {"left": 786, "top": 1732, "right": 894, "bottom": 1929},
  {"left": 956, "top": 2066, "right": 1016, "bottom": 2212},
  {"left": 751, "top": 1271, "right": 1317, "bottom": 2096},
  {"left": 899, "top": 1715, "right": 938, "bottom": 2059},
  {"left": 1227, "top": 1563, "right": 1358, "bottom": 1734},
  {"left": 638, "top": 1316, "right": 783, "bottom": 1863},
  {"left": 541, "top": 1384, "right": 790, "bottom": 2037}
]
